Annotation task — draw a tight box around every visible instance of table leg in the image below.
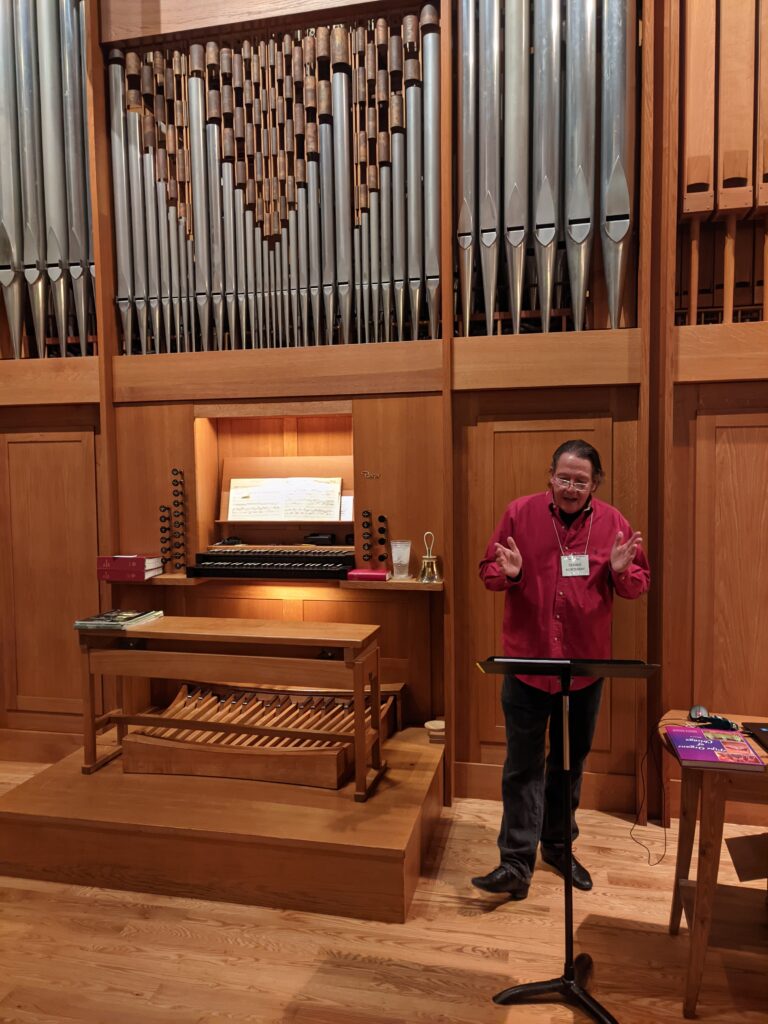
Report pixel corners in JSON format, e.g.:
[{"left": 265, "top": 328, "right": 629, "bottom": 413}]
[
  {"left": 116, "top": 676, "right": 127, "bottom": 744},
  {"left": 80, "top": 643, "right": 97, "bottom": 769},
  {"left": 670, "top": 768, "right": 702, "bottom": 935},
  {"left": 353, "top": 660, "right": 367, "bottom": 801},
  {"left": 368, "top": 646, "right": 382, "bottom": 770},
  {"left": 683, "top": 772, "right": 726, "bottom": 1019}
]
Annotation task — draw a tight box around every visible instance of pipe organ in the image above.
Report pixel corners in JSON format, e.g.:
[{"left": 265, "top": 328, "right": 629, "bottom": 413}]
[
  {"left": 457, "top": 0, "right": 638, "bottom": 336},
  {"left": 678, "top": 0, "right": 768, "bottom": 324},
  {"left": 0, "top": 0, "right": 95, "bottom": 359},
  {"left": 107, "top": 8, "right": 441, "bottom": 355}
]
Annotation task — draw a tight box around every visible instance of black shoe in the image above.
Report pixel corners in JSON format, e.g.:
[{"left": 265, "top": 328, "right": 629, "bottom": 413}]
[
  {"left": 541, "top": 851, "right": 593, "bottom": 891},
  {"left": 471, "top": 865, "right": 529, "bottom": 900}
]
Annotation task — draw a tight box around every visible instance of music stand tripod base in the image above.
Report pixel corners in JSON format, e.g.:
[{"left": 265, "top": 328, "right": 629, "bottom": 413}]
[
  {"left": 493, "top": 961, "right": 618, "bottom": 1024},
  {"left": 477, "top": 656, "right": 658, "bottom": 1024}
]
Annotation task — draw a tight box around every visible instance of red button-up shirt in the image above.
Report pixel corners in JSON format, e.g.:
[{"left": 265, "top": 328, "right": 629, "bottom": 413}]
[{"left": 479, "top": 491, "right": 650, "bottom": 692}]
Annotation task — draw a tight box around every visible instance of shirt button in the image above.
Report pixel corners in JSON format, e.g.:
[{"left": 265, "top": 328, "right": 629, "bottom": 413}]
[
  {"left": 559, "top": 591, "right": 564, "bottom": 596},
  {"left": 556, "top": 615, "right": 560, "bottom": 619}
]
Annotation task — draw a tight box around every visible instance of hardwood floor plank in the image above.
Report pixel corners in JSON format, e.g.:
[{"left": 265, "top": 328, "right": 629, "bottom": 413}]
[{"left": 0, "top": 765, "right": 764, "bottom": 1023}]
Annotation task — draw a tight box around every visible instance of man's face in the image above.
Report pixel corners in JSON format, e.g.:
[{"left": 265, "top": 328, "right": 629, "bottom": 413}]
[{"left": 549, "top": 453, "right": 597, "bottom": 514}]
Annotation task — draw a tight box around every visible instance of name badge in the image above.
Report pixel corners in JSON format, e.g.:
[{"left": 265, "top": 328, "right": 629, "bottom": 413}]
[{"left": 561, "top": 554, "right": 590, "bottom": 577}]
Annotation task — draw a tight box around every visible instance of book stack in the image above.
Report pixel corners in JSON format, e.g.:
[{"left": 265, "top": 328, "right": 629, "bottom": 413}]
[
  {"left": 74, "top": 609, "right": 164, "bottom": 631},
  {"left": 665, "top": 725, "right": 764, "bottom": 772},
  {"left": 97, "top": 555, "right": 163, "bottom": 582},
  {"left": 424, "top": 719, "right": 446, "bottom": 745}
]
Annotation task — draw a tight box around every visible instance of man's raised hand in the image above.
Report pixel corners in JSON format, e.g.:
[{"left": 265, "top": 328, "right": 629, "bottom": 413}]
[
  {"left": 610, "top": 530, "right": 642, "bottom": 574},
  {"left": 495, "top": 536, "right": 523, "bottom": 579}
]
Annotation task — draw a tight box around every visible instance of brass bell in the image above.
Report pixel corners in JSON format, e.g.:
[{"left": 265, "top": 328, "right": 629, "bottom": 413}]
[{"left": 418, "top": 531, "right": 442, "bottom": 584}]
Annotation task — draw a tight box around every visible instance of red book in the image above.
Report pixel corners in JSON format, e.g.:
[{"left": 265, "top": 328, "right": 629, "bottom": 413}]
[
  {"left": 97, "top": 566, "right": 164, "bottom": 582},
  {"left": 97, "top": 555, "right": 163, "bottom": 571},
  {"left": 346, "top": 569, "right": 392, "bottom": 581}
]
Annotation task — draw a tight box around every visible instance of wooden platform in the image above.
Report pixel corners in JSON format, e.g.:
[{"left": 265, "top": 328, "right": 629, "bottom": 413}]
[{"left": 0, "top": 728, "right": 443, "bottom": 923}]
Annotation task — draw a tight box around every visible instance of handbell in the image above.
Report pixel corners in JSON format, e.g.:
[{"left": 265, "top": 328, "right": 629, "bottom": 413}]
[
  {"left": 418, "top": 555, "right": 441, "bottom": 584},
  {"left": 418, "top": 531, "right": 443, "bottom": 584}
]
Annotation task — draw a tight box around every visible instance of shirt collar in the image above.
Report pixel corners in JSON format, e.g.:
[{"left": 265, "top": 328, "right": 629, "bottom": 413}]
[{"left": 548, "top": 493, "right": 594, "bottom": 525}]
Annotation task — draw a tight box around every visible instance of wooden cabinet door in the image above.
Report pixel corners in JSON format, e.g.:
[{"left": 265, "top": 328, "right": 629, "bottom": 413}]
[
  {"left": 462, "top": 410, "right": 643, "bottom": 810},
  {"left": 693, "top": 412, "right": 768, "bottom": 716},
  {"left": 474, "top": 416, "right": 613, "bottom": 745},
  {"left": 0, "top": 432, "right": 99, "bottom": 728}
]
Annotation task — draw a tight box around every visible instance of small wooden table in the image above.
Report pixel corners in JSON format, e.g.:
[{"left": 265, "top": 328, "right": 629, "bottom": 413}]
[
  {"left": 660, "top": 710, "right": 768, "bottom": 1018},
  {"left": 77, "top": 615, "right": 386, "bottom": 801}
]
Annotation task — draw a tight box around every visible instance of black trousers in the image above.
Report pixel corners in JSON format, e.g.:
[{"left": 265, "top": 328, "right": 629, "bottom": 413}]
[{"left": 498, "top": 674, "right": 605, "bottom": 883}]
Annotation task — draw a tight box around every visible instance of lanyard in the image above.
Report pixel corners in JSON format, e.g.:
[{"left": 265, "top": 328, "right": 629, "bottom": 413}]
[{"left": 551, "top": 508, "right": 594, "bottom": 557}]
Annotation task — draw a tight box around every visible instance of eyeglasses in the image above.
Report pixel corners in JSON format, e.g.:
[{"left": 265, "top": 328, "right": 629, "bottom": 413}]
[{"left": 553, "top": 476, "right": 591, "bottom": 492}]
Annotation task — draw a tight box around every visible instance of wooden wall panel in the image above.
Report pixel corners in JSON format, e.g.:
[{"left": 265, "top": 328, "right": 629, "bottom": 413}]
[
  {"left": 112, "top": 345, "right": 443, "bottom": 403},
  {"left": 158, "top": 583, "right": 434, "bottom": 724},
  {"left": 662, "top": 386, "right": 768, "bottom": 824},
  {"left": 694, "top": 414, "right": 768, "bottom": 714},
  {"left": 304, "top": 594, "right": 433, "bottom": 723},
  {"left": 353, "top": 396, "right": 444, "bottom": 576},
  {"left": 192, "top": 413, "right": 354, "bottom": 549},
  {"left": 0, "top": 433, "right": 99, "bottom": 728},
  {"left": 453, "top": 389, "right": 647, "bottom": 809},
  {"left": 101, "top": 0, "right": 396, "bottom": 45},
  {"left": 114, "top": 404, "right": 195, "bottom": 555}
]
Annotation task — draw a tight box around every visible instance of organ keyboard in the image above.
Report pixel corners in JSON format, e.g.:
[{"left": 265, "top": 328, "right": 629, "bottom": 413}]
[{"left": 187, "top": 545, "right": 356, "bottom": 580}]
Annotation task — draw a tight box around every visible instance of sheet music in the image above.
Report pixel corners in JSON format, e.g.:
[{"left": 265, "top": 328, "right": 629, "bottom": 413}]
[{"left": 228, "top": 477, "right": 343, "bottom": 521}]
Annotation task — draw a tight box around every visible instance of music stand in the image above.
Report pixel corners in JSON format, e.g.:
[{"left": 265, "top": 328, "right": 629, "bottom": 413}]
[{"left": 477, "top": 657, "right": 658, "bottom": 1024}]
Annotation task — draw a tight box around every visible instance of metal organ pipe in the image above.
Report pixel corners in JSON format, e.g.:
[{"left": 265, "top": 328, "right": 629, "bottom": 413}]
[
  {"left": 532, "top": 0, "right": 561, "bottom": 334},
  {"left": 478, "top": 0, "right": 501, "bottom": 335},
  {"left": 503, "top": 0, "right": 529, "bottom": 336},
  {"left": 107, "top": 50, "right": 134, "bottom": 353},
  {"left": 60, "top": 0, "right": 91, "bottom": 355},
  {"left": 601, "top": 0, "right": 636, "bottom": 329},
  {"left": 14, "top": 0, "right": 48, "bottom": 352},
  {"left": 457, "top": 0, "right": 477, "bottom": 337},
  {"left": 97, "top": 7, "right": 442, "bottom": 353},
  {"left": 421, "top": 5, "right": 440, "bottom": 341},
  {"left": 565, "top": 0, "right": 597, "bottom": 331},
  {"left": 0, "top": 0, "right": 25, "bottom": 358}
]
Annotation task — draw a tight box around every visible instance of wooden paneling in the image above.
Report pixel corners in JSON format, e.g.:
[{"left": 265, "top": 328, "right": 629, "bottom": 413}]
[
  {"left": 0, "top": 360, "right": 100, "bottom": 407},
  {"left": 674, "top": 322, "right": 768, "bottom": 381},
  {"left": 662, "top": 387, "right": 768, "bottom": 818},
  {"left": 176, "top": 583, "right": 434, "bottom": 724},
  {"left": 100, "top": 0, "right": 397, "bottom": 45},
  {"left": 0, "top": 433, "right": 99, "bottom": 728},
  {"left": 693, "top": 413, "right": 768, "bottom": 715},
  {"left": 112, "top": 344, "right": 443, "bottom": 403},
  {"left": 114, "top": 404, "right": 195, "bottom": 555},
  {"left": 453, "top": 389, "right": 647, "bottom": 812},
  {"left": 353, "top": 395, "right": 444, "bottom": 577},
  {"left": 452, "top": 330, "right": 642, "bottom": 391},
  {"left": 191, "top": 412, "right": 354, "bottom": 549},
  {"left": 304, "top": 595, "right": 433, "bottom": 723}
]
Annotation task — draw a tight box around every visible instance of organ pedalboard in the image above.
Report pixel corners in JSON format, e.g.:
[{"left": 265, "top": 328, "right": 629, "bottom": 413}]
[{"left": 186, "top": 544, "right": 356, "bottom": 580}]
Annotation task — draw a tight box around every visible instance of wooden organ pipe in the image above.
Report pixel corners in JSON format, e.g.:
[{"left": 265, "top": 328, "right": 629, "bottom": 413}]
[{"left": 717, "top": 0, "right": 756, "bottom": 324}]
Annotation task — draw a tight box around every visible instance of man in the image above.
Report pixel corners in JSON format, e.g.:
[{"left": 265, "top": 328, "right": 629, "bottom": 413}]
[{"left": 472, "top": 439, "right": 650, "bottom": 901}]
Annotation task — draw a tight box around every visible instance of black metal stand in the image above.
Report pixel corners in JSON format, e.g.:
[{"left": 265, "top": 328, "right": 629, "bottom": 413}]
[{"left": 477, "top": 657, "right": 658, "bottom": 1024}]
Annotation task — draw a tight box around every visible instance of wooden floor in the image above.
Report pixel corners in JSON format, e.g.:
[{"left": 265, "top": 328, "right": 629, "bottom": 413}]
[
  {"left": 0, "top": 731, "right": 443, "bottom": 923},
  {"left": 0, "top": 762, "right": 765, "bottom": 1023}
]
